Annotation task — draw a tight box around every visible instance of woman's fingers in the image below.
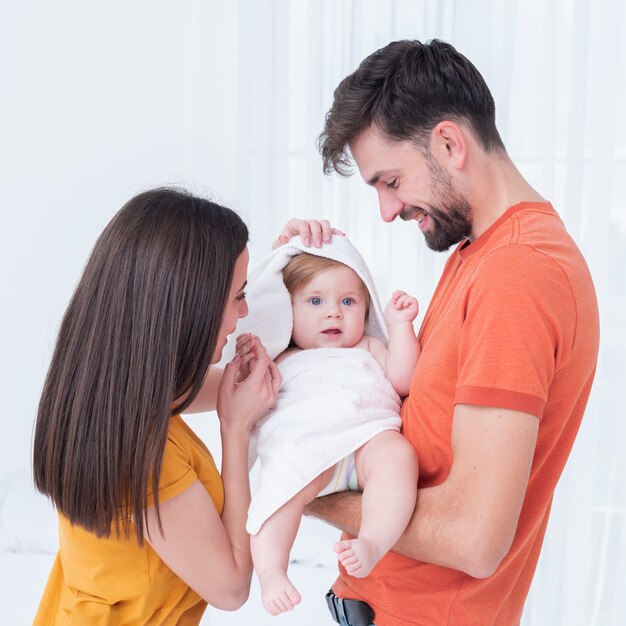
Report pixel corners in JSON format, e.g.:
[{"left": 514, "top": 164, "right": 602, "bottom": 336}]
[
  {"left": 246, "top": 350, "right": 271, "bottom": 381},
  {"left": 268, "top": 360, "right": 282, "bottom": 396},
  {"left": 220, "top": 354, "right": 242, "bottom": 389}
]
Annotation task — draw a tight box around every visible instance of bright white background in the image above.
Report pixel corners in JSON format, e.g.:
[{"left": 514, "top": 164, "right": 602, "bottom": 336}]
[{"left": 0, "top": 0, "right": 624, "bottom": 624}]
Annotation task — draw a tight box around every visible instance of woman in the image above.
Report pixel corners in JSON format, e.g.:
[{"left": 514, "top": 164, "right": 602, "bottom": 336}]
[{"left": 32, "top": 187, "right": 281, "bottom": 624}]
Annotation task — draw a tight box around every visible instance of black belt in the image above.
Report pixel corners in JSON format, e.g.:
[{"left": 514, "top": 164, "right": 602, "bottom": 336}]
[{"left": 325, "top": 589, "right": 375, "bottom": 626}]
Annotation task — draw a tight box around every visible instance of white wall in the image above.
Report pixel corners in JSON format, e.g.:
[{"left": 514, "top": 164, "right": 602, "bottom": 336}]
[{"left": 0, "top": 0, "right": 230, "bottom": 473}]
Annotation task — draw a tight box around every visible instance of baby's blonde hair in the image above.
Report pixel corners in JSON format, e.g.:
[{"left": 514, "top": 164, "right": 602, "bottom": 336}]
[{"left": 282, "top": 253, "right": 371, "bottom": 317}]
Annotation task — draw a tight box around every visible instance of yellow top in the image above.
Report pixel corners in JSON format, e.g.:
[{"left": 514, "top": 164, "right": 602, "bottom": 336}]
[{"left": 34, "top": 415, "right": 224, "bottom": 626}]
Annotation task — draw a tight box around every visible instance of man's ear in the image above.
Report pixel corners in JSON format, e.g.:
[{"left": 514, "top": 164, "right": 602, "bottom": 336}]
[{"left": 431, "top": 121, "right": 468, "bottom": 171}]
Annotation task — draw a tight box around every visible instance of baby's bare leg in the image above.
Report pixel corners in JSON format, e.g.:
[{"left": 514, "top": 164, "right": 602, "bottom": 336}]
[
  {"left": 334, "top": 430, "right": 418, "bottom": 578},
  {"left": 253, "top": 466, "right": 335, "bottom": 615}
]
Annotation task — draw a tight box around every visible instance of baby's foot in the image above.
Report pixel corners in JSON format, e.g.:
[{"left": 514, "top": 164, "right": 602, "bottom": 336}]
[
  {"left": 334, "top": 538, "right": 382, "bottom": 578},
  {"left": 257, "top": 566, "right": 302, "bottom": 615}
]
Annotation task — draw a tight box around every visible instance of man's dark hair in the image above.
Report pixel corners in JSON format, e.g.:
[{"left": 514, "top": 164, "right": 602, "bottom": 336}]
[
  {"left": 318, "top": 39, "right": 505, "bottom": 175},
  {"left": 33, "top": 187, "right": 248, "bottom": 545}
]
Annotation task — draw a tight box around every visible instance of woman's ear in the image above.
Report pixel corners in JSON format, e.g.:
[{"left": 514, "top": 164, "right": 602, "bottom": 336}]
[{"left": 431, "top": 120, "right": 468, "bottom": 171}]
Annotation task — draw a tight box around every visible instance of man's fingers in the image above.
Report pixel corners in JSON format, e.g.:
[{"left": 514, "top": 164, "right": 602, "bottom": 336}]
[
  {"left": 320, "top": 219, "right": 333, "bottom": 242},
  {"left": 271, "top": 219, "right": 300, "bottom": 249},
  {"left": 307, "top": 221, "right": 323, "bottom": 247},
  {"left": 272, "top": 233, "right": 291, "bottom": 249},
  {"left": 272, "top": 219, "right": 346, "bottom": 249}
]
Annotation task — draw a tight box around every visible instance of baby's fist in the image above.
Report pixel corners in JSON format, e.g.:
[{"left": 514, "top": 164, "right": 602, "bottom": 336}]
[{"left": 385, "top": 290, "right": 419, "bottom": 324}]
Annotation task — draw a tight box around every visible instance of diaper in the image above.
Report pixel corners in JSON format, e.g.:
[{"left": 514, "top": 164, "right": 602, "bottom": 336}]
[{"left": 318, "top": 453, "right": 360, "bottom": 497}]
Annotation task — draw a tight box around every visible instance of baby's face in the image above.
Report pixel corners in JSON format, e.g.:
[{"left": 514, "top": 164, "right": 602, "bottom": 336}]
[{"left": 290, "top": 265, "right": 367, "bottom": 350}]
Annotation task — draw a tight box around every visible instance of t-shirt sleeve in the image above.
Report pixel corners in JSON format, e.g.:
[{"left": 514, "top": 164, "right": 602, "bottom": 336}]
[
  {"left": 147, "top": 429, "right": 199, "bottom": 507},
  {"left": 455, "top": 244, "right": 575, "bottom": 418}
]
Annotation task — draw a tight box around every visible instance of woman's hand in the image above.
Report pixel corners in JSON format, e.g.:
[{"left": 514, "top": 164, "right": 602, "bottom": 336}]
[
  {"left": 272, "top": 218, "right": 345, "bottom": 249},
  {"left": 217, "top": 340, "right": 281, "bottom": 432}
]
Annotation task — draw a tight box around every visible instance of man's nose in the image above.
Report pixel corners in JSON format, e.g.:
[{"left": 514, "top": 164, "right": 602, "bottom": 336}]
[{"left": 377, "top": 189, "right": 404, "bottom": 223}]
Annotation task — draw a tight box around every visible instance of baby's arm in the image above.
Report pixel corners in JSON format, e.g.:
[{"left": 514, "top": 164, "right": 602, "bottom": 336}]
[{"left": 368, "top": 291, "right": 420, "bottom": 396}]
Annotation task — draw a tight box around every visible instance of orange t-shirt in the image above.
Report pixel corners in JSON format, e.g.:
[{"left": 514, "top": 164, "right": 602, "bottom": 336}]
[
  {"left": 333, "top": 202, "right": 599, "bottom": 625},
  {"left": 34, "top": 415, "right": 224, "bottom": 626}
]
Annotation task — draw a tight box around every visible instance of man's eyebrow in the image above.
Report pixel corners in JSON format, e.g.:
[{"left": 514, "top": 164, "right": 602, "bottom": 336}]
[{"left": 366, "top": 170, "right": 393, "bottom": 186}]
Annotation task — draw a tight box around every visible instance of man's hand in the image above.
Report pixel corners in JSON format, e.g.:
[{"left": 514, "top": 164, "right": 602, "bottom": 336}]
[{"left": 272, "top": 218, "right": 345, "bottom": 249}]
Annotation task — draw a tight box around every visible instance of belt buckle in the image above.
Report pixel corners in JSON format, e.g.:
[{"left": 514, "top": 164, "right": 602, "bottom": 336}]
[
  {"left": 325, "top": 589, "right": 375, "bottom": 626},
  {"left": 325, "top": 589, "right": 341, "bottom": 623}
]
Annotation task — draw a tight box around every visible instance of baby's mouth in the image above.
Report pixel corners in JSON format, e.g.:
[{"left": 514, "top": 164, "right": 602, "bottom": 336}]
[{"left": 322, "top": 328, "right": 342, "bottom": 335}]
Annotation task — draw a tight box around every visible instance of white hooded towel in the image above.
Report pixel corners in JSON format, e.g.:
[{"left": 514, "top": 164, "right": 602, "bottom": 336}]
[{"left": 246, "top": 347, "right": 401, "bottom": 534}]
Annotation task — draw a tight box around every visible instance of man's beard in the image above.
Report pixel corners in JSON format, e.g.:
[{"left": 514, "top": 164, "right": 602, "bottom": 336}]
[{"left": 401, "top": 154, "right": 472, "bottom": 252}]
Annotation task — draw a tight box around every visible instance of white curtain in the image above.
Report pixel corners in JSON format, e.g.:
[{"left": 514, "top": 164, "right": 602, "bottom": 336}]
[{"left": 192, "top": 1, "right": 626, "bottom": 623}]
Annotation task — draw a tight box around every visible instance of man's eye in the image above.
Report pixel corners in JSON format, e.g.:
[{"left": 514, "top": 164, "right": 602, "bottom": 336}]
[
  {"left": 309, "top": 297, "right": 322, "bottom": 305},
  {"left": 387, "top": 179, "right": 398, "bottom": 189},
  {"left": 342, "top": 298, "right": 353, "bottom": 306}
]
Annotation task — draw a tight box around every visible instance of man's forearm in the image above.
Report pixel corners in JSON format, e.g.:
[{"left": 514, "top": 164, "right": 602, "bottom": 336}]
[
  {"left": 304, "top": 490, "right": 438, "bottom": 563},
  {"left": 306, "top": 405, "right": 538, "bottom": 579},
  {"left": 305, "top": 485, "right": 489, "bottom": 577},
  {"left": 304, "top": 491, "right": 362, "bottom": 536}
]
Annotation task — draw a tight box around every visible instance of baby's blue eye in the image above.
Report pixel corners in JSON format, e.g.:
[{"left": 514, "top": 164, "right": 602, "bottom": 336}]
[
  {"left": 342, "top": 298, "right": 353, "bottom": 306},
  {"left": 310, "top": 297, "right": 322, "bottom": 305}
]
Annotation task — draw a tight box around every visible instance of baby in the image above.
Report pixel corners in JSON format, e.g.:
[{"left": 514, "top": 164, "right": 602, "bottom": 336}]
[{"left": 237, "top": 248, "right": 420, "bottom": 616}]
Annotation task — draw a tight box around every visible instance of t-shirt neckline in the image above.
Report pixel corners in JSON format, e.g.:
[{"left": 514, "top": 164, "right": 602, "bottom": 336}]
[{"left": 458, "top": 201, "right": 554, "bottom": 259}]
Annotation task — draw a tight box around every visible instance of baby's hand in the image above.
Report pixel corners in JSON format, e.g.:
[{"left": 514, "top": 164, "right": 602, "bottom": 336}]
[
  {"left": 385, "top": 290, "right": 419, "bottom": 324},
  {"left": 234, "top": 333, "right": 261, "bottom": 381}
]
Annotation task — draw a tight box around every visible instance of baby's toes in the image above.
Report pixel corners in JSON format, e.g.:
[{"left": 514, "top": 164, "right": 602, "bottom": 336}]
[
  {"left": 265, "top": 599, "right": 282, "bottom": 616},
  {"left": 278, "top": 594, "right": 293, "bottom": 612},
  {"left": 345, "top": 561, "right": 363, "bottom": 575},
  {"left": 339, "top": 552, "right": 358, "bottom": 566},
  {"left": 287, "top": 588, "right": 302, "bottom": 606},
  {"left": 334, "top": 540, "right": 352, "bottom": 553}
]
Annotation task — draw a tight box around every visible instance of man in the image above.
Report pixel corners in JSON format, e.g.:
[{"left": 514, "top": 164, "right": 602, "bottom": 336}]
[{"left": 274, "top": 39, "right": 599, "bottom": 626}]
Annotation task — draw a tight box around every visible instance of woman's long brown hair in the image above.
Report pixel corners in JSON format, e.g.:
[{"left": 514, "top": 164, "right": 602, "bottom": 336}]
[{"left": 33, "top": 188, "right": 248, "bottom": 545}]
